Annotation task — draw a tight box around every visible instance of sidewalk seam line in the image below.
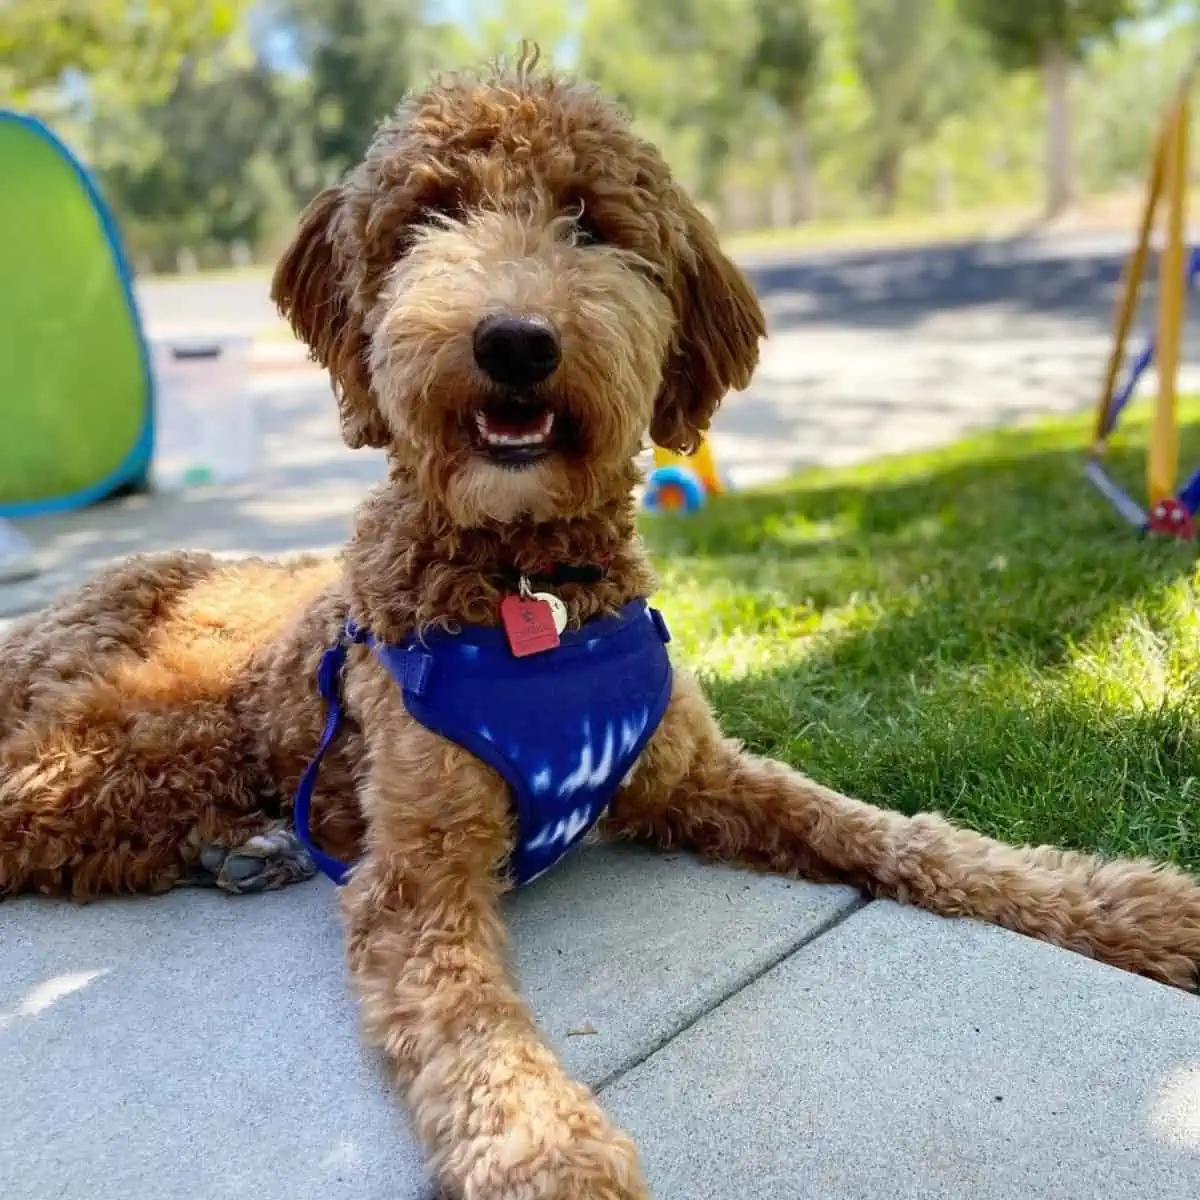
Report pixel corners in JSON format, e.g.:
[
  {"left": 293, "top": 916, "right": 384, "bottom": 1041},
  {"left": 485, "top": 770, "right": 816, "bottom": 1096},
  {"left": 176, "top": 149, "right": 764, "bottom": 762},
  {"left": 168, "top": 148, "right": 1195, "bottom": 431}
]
[{"left": 594, "top": 894, "right": 872, "bottom": 1095}]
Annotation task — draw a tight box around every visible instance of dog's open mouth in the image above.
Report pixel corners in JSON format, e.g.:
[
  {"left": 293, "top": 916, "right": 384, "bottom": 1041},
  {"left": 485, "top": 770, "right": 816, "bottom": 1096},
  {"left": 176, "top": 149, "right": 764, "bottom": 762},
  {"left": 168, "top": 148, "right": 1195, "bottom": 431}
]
[{"left": 470, "top": 397, "right": 560, "bottom": 467}]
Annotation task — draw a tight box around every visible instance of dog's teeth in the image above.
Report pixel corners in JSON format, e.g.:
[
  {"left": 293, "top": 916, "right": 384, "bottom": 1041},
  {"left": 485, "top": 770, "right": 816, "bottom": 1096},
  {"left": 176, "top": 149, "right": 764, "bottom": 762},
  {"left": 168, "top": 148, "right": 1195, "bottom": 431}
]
[{"left": 475, "top": 409, "right": 556, "bottom": 449}]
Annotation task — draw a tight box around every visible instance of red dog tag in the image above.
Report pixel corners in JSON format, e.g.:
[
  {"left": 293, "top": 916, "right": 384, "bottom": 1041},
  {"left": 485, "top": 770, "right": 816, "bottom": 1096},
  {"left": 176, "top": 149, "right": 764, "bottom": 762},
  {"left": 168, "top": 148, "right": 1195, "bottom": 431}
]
[{"left": 500, "top": 594, "right": 561, "bottom": 657}]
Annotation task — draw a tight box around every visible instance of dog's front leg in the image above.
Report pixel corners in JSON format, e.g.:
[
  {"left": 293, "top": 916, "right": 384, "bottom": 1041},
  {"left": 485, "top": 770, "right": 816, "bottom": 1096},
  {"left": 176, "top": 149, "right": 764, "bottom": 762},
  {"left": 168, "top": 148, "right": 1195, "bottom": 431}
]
[
  {"left": 340, "top": 713, "right": 647, "bottom": 1200},
  {"left": 611, "top": 673, "right": 1200, "bottom": 991}
]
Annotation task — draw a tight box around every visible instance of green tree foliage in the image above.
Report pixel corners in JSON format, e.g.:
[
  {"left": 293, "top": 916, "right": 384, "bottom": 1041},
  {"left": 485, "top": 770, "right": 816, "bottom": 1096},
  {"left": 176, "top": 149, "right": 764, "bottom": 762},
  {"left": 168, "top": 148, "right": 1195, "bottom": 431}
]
[
  {"left": 0, "top": 0, "right": 243, "bottom": 98},
  {"left": 279, "top": 0, "right": 433, "bottom": 181},
  {"left": 851, "top": 0, "right": 984, "bottom": 212},
  {"left": 956, "top": 0, "right": 1143, "bottom": 69},
  {"left": 742, "top": 0, "right": 823, "bottom": 220},
  {"left": 1074, "top": 22, "right": 1196, "bottom": 193},
  {"left": 444, "top": 0, "right": 581, "bottom": 64},
  {"left": 0, "top": 0, "right": 1190, "bottom": 270},
  {"left": 96, "top": 52, "right": 314, "bottom": 271},
  {"left": 607, "top": 0, "right": 764, "bottom": 207},
  {"left": 957, "top": 0, "right": 1158, "bottom": 215}
]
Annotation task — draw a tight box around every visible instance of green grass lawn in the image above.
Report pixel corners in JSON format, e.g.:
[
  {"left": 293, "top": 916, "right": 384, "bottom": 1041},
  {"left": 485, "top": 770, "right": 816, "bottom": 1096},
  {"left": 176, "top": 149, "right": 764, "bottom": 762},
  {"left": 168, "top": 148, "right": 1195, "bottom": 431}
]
[
  {"left": 642, "top": 401, "right": 1200, "bottom": 874},
  {"left": 722, "top": 205, "right": 1036, "bottom": 256}
]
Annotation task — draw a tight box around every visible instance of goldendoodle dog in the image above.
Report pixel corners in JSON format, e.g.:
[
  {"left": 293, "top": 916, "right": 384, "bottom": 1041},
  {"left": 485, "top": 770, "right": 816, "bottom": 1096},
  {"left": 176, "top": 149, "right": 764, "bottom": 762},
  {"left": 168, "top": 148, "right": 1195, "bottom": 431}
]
[{"left": 2, "top": 54, "right": 1198, "bottom": 1200}]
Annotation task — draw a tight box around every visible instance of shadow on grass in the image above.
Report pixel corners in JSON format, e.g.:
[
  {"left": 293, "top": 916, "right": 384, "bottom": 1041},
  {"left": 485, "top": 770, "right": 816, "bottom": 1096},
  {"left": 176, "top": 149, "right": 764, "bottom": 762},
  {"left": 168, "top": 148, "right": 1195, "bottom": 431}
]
[
  {"left": 702, "top": 630, "right": 1200, "bottom": 872},
  {"left": 648, "top": 422, "right": 1200, "bottom": 659},
  {"left": 644, "top": 420, "right": 1200, "bottom": 870}
]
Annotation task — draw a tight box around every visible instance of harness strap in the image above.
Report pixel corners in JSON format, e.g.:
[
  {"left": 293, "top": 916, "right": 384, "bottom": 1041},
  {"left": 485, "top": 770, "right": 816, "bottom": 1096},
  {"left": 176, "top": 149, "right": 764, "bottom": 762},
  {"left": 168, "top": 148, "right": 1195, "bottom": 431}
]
[
  {"left": 292, "top": 621, "right": 431, "bottom": 886},
  {"left": 293, "top": 603, "right": 667, "bottom": 889}
]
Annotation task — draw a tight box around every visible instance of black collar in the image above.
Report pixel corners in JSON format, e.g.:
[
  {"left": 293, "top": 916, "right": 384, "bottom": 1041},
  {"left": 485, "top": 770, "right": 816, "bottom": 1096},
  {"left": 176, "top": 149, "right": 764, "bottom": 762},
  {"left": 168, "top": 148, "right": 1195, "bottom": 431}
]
[{"left": 499, "top": 562, "right": 608, "bottom": 588}]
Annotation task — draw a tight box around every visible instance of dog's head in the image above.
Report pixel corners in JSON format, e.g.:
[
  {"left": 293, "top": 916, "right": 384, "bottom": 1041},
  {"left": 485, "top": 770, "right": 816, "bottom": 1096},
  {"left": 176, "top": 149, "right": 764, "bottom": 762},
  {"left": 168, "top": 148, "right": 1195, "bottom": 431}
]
[{"left": 272, "top": 55, "right": 764, "bottom": 527}]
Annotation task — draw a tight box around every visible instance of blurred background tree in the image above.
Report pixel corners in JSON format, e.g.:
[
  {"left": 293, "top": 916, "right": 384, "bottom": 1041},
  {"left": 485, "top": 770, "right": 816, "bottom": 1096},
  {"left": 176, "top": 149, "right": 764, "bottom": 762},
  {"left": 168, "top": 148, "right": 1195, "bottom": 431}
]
[
  {"left": 0, "top": 0, "right": 244, "bottom": 97},
  {"left": 742, "top": 0, "right": 824, "bottom": 222},
  {"left": 0, "top": 0, "right": 1195, "bottom": 273},
  {"left": 849, "top": 0, "right": 984, "bottom": 213},
  {"left": 957, "top": 0, "right": 1171, "bottom": 217},
  {"left": 276, "top": 0, "right": 435, "bottom": 182}
]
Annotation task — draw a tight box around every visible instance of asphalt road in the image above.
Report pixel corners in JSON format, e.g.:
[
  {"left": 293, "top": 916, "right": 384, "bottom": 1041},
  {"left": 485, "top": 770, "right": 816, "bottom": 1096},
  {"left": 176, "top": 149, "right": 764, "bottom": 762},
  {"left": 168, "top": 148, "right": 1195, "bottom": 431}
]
[
  {"left": 132, "top": 228, "right": 1199, "bottom": 490},
  {"left": 135, "top": 229, "right": 1140, "bottom": 336}
]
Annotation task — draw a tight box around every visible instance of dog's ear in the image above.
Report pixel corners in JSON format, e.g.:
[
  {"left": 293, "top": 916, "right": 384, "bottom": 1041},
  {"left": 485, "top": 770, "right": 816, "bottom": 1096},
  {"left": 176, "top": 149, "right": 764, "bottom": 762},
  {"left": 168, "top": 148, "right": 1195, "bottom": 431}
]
[
  {"left": 651, "top": 195, "right": 765, "bottom": 453},
  {"left": 271, "top": 184, "right": 391, "bottom": 450}
]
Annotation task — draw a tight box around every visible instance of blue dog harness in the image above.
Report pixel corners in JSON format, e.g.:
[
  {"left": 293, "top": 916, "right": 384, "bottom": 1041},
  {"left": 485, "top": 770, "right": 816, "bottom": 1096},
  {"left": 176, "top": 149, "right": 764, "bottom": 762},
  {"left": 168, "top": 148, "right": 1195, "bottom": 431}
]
[{"left": 293, "top": 598, "right": 673, "bottom": 887}]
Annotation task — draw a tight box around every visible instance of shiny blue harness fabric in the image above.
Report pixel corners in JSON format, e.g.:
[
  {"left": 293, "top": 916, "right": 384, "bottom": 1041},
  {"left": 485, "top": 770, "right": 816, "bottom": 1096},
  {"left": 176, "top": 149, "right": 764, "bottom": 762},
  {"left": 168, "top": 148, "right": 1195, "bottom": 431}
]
[{"left": 293, "top": 599, "right": 673, "bottom": 887}]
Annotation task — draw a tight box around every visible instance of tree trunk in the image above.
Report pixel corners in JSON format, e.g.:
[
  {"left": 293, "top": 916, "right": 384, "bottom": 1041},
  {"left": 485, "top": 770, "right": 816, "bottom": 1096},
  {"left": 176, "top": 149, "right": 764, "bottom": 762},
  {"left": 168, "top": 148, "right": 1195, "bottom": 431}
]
[
  {"left": 786, "top": 121, "right": 818, "bottom": 223},
  {"left": 873, "top": 146, "right": 901, "bottom": 214},
  {"left": 1043, "top": 38, "right": 1074, "bottom": 218}
]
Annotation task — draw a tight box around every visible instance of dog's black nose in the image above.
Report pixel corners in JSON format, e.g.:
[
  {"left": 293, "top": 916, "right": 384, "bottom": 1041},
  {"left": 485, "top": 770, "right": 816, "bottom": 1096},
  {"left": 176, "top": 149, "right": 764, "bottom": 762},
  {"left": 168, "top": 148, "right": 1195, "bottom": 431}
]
[{"left": 472, "top": 314, "right": 561, "bottom": 387}]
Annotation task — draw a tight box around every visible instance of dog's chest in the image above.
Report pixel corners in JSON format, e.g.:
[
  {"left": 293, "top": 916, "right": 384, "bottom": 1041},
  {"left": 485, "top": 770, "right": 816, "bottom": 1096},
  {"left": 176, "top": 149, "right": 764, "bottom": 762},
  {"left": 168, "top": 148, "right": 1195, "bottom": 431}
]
[{"left": 377, "top": 599, "right": 674, "bottom": 885}]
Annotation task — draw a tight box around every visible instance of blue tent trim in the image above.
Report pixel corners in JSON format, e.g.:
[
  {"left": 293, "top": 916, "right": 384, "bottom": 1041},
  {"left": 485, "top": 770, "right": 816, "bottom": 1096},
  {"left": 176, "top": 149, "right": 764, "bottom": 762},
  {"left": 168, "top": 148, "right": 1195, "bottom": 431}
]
[{"left": 0, "top": 110, "right": 155, "bottom": 518}]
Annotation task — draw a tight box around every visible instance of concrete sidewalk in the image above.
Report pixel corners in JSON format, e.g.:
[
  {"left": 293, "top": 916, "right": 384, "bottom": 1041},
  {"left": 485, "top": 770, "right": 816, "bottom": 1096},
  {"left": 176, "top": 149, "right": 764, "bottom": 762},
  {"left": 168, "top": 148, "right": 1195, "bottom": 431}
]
[
  {"left": 4, "top": 850, "right": 1198, "bottom": 1199},
  {"left": 3, "top": 273, "right": 1200, "bottom": 1195}
]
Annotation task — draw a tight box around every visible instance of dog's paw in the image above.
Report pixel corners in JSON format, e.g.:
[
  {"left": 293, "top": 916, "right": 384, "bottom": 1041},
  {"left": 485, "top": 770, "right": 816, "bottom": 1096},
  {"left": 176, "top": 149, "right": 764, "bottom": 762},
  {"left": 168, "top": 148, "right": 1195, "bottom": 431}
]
[{"left": 188, "top": 827, "right": 317, "bottom": 895}]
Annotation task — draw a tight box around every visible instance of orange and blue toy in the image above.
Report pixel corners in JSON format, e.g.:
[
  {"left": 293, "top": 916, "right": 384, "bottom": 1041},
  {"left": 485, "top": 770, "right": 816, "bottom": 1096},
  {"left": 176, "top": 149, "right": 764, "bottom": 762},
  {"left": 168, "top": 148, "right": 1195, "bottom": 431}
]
[
  {"left": 642, "top": 436, "right": 727, "bottom": 514},
  {"left": 1088, "top": 56, "right": 1200, "bottom": 540}
]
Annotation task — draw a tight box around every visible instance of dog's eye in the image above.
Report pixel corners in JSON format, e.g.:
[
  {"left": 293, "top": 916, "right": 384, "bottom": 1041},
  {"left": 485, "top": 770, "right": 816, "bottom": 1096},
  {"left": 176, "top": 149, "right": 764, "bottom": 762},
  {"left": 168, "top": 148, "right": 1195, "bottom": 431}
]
[
  {"left": 415, "top": 193, "right": 465, "bottom": 229},
  {"left": 566, "top": 202, "right": 609, "bottom": 247},
  {"left": 571, "top": 213, "right": 605, "bottom": 247}
]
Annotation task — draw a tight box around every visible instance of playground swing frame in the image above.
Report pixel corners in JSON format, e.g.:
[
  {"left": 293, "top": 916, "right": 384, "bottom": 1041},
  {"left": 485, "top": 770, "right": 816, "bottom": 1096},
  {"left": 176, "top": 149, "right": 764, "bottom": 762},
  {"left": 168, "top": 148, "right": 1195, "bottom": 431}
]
[{"left": 1088, "top": 58, "right": 1200, "bottom": 540}]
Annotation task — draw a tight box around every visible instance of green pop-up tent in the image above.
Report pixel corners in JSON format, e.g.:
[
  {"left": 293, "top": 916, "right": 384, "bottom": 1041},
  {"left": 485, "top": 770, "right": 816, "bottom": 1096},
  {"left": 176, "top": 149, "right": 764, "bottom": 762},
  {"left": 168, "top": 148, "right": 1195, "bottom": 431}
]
[{"left": 0, "top": 111, "right": 154, "bottom": 516}]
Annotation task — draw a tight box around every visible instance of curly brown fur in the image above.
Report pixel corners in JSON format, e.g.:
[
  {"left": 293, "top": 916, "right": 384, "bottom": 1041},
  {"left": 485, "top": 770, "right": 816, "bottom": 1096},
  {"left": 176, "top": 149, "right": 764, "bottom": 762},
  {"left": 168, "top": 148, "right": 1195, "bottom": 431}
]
[{"left": 2, "top": 53, "right": 1197, "bottom": 1200}]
